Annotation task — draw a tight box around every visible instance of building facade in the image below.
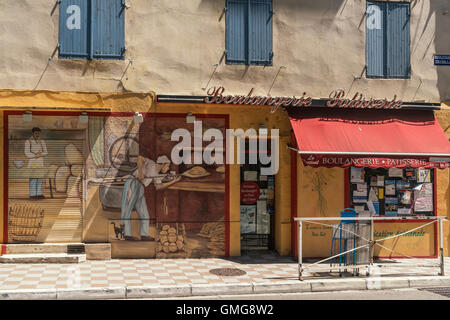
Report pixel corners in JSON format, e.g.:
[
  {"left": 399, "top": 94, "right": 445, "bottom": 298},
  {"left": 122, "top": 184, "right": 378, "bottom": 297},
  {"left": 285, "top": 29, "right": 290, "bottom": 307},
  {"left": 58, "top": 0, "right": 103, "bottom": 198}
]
[{"left": 0, "top": 0, "right": 449, "bottom": 259}]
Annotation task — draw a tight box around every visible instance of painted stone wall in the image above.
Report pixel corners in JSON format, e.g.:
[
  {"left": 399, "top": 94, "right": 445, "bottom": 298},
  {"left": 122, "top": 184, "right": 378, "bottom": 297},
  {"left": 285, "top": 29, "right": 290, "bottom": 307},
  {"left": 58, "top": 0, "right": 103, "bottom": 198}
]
[
  {"left": 296, "top": 163, "right": 345, "bottom": 258},
  {"left": 4, "top": 111, "right": 227, "bottom": 258},
  {"left": 6, "top": 113, "right": 86, "bottom": 243},
  {"left": 0, "top": 90, "right": 294, "bottom": 257},
  {"left": 436, "top": 105, "right": 450, "bottom": 256},
  {"left": 0, "top": 0, "right": 449, "bottom": 101},
  {"left": 83, "top": 114, "right": 227, "bottom": 258}
]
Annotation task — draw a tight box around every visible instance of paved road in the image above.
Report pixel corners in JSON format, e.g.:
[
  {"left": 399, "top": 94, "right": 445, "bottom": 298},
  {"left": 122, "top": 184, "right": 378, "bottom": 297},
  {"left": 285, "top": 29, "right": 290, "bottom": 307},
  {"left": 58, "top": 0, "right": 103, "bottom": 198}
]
[{"left": 136, "top": 288, "right": 450, "bottom": 300}]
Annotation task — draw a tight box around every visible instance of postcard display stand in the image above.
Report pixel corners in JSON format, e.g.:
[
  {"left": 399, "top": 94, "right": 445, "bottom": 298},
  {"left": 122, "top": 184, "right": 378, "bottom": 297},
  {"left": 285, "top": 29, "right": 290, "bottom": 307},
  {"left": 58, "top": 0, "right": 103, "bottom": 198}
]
[{"left": 349, "top": 167, "right": 434, "bottom": 217}]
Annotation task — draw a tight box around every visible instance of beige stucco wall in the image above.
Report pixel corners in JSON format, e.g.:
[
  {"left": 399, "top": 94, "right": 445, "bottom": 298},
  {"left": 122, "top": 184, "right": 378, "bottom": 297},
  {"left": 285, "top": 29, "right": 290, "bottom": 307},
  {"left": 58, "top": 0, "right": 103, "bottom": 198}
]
[
  {"left": 0, "top": 0, "right": 449, "bottom": 101},
  {"left": 436, "top": 105, "right": 450, "bottom": 256},
  {"left": 1, "top": 1, "right": 449, "bottom": 256}
]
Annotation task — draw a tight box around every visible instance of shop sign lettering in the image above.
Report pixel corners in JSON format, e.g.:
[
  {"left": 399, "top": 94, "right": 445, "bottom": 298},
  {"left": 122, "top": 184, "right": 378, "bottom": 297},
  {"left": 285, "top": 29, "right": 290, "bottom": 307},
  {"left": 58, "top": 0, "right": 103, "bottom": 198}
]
[
  {"left": 302, "top": 155, "right": 449, "bottom": 169},
  {"left": 205, "top": 87, "right": 312, "bottom": 113},
  {"left": 320, "top": 157, "right": 429, "bottom": 167},
  {"left": 374, "top": 230, "right": 425, "bottom": 237},
  {"left": 327, "top": 89, "right": 403, "bottom": 109},
  {"left": 306, "top": 224, "right": 332, "bottom": 237},
  {"left": 205, "top": 87, "right": 403, "bottom": 112}
]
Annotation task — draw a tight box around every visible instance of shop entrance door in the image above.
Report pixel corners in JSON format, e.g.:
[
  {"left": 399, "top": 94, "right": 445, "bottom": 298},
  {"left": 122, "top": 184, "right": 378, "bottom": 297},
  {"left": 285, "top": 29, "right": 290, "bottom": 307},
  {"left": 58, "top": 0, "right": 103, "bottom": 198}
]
[{"left": 240, "top": 141, "right": 275, "bottom": 251}]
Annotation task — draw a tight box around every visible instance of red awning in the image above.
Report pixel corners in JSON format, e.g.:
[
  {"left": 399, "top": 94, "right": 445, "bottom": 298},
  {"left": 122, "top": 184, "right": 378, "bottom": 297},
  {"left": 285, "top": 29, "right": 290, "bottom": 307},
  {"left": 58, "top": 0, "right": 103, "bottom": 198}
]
[{"left": 289, "top": 109, "right": 450, "bottom": 169}]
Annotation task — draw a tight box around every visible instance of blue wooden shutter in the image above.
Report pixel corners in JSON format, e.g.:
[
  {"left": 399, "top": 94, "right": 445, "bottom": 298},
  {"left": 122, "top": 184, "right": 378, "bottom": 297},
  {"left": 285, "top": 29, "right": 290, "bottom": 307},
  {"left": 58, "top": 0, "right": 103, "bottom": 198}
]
[
  {"left": 366, "top": 1, "right": 386, "bottom": 78},
  {"left": 386, "top": 2, "right": 410, "bottom": 78},
  {"left": 249, "top": 0, "right": 273, "bottom": 65},
  {"left": 59, "top": 0, "right": 89, "bottom": 59},
  {"left": 91, "top": 0, "right": 125, "bottom": 60},
  {"left": 226, "top": 0, "right": 248, "bottom": 64}
]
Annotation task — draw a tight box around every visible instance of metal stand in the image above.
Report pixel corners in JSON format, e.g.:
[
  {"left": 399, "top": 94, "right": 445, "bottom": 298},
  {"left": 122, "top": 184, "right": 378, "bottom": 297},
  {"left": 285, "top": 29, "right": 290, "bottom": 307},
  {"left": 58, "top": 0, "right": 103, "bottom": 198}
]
[
  {"left": 367, "top": 219, "right": 374, "bottom": 276},
  {"left": 298, "top": 221, "right": 303, "bottom": 280},
  {"left": 294, "top": 216, "right": 447, "bottom": 280},
  {"left": 439, "top": 218, "right": 445, "bottom": 276}
]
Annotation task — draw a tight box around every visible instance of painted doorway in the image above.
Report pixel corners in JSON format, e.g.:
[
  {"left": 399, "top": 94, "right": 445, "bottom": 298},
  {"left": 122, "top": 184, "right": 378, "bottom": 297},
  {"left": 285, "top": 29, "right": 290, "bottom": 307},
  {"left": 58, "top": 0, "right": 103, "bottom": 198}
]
[{"left": 6, "top": 113, "right": 86, "bottom": 243}]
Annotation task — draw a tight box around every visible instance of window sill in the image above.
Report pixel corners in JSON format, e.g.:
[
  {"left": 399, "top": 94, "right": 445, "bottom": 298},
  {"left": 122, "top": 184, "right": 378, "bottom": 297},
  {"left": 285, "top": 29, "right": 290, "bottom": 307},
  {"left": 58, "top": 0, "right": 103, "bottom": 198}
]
[
  {"left": 58, "top": 56, "right": 125, "bottom": 61},
  {"left": 225, "top": 61, "right": 273, "bottom": 67},
  {"left": 365, "top": 77, "right": 411, "bottom": 80}
]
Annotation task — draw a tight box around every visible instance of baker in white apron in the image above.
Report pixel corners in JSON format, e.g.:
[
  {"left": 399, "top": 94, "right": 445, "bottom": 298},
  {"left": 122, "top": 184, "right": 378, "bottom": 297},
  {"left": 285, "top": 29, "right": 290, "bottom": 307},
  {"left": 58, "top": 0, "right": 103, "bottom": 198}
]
[{"left": 24, "top": 127, "right": 48, "bottom": 199}]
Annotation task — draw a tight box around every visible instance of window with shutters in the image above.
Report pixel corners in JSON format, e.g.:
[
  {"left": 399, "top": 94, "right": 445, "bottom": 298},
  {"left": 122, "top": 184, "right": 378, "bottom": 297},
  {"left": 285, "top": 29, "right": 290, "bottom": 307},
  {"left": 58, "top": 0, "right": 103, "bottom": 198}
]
[
  {"left": 225, "top": 0, "right": 273, "bottom": 66},
  {"left": 59, "top": 0, "right": 125, "bottom": 60},
  {"left": 366, "top": 1, "right": 410, "bottom": 79}
]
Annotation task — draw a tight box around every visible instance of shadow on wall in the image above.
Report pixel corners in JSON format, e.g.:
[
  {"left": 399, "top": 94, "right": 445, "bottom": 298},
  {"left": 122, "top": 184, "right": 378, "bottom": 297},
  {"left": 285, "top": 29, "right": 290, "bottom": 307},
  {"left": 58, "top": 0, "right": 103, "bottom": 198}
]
[
  {"left": 428, "top": 1, "right": 450, "bottom": 101},
  {"left": 425, "top": 0, "right": 450, "bottom": 257},
  {"left": 197, "top": 0, "right": 346, "bottom": 86},
  {"left": 198, "top": 0, "right": 347, "bottom": 39}
]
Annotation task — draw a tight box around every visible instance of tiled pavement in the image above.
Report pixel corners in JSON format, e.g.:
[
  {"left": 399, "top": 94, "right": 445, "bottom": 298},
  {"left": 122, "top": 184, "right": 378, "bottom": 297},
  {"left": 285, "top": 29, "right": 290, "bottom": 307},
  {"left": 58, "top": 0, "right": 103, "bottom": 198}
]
[
  {"left": 0, "top": 254, "right": 295, "bottom": 290},
  {"left": 0, "top": 252, "right": 449, "bottom": 292}
]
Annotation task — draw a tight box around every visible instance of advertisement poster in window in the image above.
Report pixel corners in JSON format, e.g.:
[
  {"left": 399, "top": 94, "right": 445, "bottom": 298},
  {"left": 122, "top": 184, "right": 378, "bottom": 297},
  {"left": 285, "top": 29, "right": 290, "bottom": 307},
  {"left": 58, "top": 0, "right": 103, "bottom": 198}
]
[
  {"left": 414, "top": 183, "right": 433, "bottom": 212},
  {"left": 240, "top": 205, "right": 256, "bottom": 234}
]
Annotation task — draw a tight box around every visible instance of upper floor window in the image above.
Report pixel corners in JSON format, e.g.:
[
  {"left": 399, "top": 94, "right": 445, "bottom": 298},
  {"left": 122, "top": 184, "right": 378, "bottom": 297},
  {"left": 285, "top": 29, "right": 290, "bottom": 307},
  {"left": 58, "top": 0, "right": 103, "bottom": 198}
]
[
  {"left": 225, "top": 0, "right": 273, "bottom": 66},
  {"left": 366, "top": 1, "right": 410, "bottom": 78},
  {"left": 58, "top": 0, "right": 125, "bottom": 60}
]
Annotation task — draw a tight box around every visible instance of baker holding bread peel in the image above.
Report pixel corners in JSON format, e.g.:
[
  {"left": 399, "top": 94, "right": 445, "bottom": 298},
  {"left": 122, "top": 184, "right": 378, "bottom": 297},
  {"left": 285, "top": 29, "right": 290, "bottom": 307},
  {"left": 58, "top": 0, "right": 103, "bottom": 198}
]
[{"left": 120, "top": 151, "right": 181, "bottom": 241}]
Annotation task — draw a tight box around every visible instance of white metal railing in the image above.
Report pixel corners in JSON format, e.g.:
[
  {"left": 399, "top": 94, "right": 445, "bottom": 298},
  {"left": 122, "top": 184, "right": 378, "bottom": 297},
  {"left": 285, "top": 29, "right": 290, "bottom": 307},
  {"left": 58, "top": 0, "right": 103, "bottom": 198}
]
[{"left": 293, "top": 216, "right": 447, "bottom": 280}]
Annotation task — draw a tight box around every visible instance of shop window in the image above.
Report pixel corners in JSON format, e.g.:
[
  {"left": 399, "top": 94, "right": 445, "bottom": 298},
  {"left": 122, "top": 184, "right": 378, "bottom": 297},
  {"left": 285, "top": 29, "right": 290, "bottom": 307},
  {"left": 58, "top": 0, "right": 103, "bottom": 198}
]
[
  {"left": 366, "top": 1, "right": 410, "bottom": 78},
  {"left": 225, "top": 0, "right": 273, "bottom": 66},
  {"left": 58, "top": 0, "right": 125, "bottom": 60},
  {"left": 349, "top": 167, "right": 435, "bottom": 217}
]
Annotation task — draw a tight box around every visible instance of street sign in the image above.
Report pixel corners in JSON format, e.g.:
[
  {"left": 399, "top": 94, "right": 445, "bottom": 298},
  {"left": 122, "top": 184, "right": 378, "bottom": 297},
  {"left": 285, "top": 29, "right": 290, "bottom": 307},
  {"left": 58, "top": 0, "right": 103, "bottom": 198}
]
[{"left": 434, "top": 55, "right": 450, "bottom": 66}]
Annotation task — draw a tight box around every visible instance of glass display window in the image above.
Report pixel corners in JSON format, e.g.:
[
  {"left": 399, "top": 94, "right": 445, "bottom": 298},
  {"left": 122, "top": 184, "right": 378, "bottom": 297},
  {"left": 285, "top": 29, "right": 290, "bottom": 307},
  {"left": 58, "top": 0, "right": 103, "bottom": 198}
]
[
  {"left": 349, "top": 167, "right": 435, "bottom": 217},
  {"left": 239, "top": 138, "right": 275, "bottom": 251}
]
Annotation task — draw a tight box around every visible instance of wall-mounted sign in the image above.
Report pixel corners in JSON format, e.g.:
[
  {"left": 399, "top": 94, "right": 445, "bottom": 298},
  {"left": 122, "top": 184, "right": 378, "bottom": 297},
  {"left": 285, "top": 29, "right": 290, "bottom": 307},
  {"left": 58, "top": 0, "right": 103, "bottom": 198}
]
[
  {"left": 301, "top": 154, "right": 449, "bottom": 169},
  {"left": 327, "top": 89, "right": 402, "bottom": 109},
  {"left": 434, "top": 55, "right": 450, "bottom": 66},
  {"left": 205, "top": 87, "right": 403, "bottom": 113},
  {"left": 205, "top": 87, "right": 312, "bottom": 113},
  {"left": 240, "top": 181, "right": 260, "bottom": 205}
]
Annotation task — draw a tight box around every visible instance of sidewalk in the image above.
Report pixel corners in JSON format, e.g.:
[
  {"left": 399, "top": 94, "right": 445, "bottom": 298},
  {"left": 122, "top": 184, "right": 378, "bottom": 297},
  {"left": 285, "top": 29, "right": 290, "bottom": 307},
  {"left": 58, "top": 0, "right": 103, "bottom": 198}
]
[{"left": 0, "top": 252, "right": 449, "bottom": 299}]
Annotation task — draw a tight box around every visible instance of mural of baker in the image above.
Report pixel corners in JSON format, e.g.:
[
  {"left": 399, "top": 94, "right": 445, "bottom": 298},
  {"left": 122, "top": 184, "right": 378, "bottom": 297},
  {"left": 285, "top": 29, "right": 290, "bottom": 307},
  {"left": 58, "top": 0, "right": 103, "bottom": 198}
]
[
  {"left": 83, "top": 115, "right": 226, "bottom": 258},
  {"left": 24, "top": 127, "right": 48, "bottom": 199},
  {"left": 121, "top": 151, "right": 181, "bottom": 241}
]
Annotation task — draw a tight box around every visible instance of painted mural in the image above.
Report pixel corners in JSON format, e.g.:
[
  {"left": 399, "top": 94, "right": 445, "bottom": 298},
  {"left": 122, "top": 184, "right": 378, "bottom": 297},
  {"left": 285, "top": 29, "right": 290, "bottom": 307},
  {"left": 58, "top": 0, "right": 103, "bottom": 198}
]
[
  {"left": 301, "top": 167, "right": 336, "bottom": 217},
  {"left": 7, "top": 114, "right": 87, "bottom": 243},
  {"left": 83, "top": 114, "right": 227, "bottom": 258},
  {"left": 6, "top": 113, "right": 227, "bottom": 258}
]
